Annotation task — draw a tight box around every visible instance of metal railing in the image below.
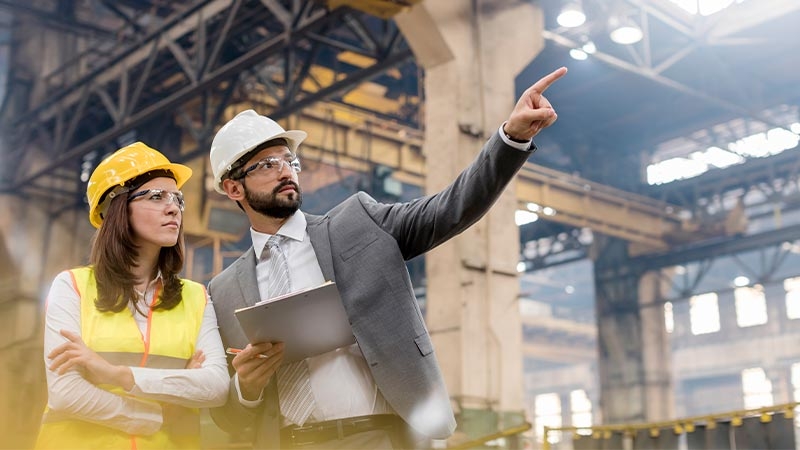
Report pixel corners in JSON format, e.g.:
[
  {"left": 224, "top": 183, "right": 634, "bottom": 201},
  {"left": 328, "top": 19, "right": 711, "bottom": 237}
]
[{"left": 543, "top": 402, "right": 799, "bottom": 450}]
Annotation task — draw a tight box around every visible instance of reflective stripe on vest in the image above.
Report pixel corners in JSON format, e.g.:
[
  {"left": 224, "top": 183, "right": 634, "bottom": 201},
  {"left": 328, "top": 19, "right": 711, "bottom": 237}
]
[{"left": 35, "top": 267, "right": 207, "bottom": 450}]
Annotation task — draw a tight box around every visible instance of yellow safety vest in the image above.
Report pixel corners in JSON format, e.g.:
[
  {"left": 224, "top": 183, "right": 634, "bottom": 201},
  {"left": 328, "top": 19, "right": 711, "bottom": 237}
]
[{"left": 35, "top": 267, "right": 207, "bottom": 450}]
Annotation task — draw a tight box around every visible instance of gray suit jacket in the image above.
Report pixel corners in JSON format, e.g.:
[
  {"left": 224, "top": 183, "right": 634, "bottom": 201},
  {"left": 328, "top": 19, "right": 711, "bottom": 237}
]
[{"left": 208, "top": 132, "right": 534, "bottom": 448}]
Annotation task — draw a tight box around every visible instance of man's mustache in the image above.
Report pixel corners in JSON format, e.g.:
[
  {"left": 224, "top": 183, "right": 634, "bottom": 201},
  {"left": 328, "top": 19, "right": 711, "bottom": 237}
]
[{"left": 273, "top": 180, "right": 300, "bottom": 195}]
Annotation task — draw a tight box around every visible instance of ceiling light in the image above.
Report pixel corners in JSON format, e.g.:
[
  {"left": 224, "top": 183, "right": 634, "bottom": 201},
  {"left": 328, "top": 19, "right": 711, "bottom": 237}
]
[
  {"left": 515, "top": 210, "right": 539, "bottom": 226},
  {"left": 557, "top": 2, "right": 586, "bottom": 28},
  {"left": 581, "top": 41, "right": 596, "bottom": 54},
  {"left": 609, "top": 17, "right": 643, "bottom": 45},
  {"left": 734, "top": 276, "right": 750, "bottom": 287},
  {"left": 569, "top": 48, "right": 588, "bottom": 60}
]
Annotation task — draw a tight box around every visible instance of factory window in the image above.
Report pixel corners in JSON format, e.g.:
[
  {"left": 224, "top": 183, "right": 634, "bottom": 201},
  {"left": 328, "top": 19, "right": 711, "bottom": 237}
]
[
  {"left": 664, "top": 301, "right": 674, "bottom": 333},
  {"left": 791, "top": 363, "right": 800, "bottom": 424},
  {"left": 570, "top": 389, "right": 593, "bottom": 435},
  {"left": 742, "top": 367, "right": 773, "bottom": 409},
  {"left": 690, "top": 292, "right": 720, "bottom": 335},
  {"left": 785, "top": 277, "right": 800, "bottom": 319},
  {"left": 535, "top": 393, "right": 562, "bottom": 444},
  {"left": 735, "top": 285, "right": 768, "bottom": 327}
]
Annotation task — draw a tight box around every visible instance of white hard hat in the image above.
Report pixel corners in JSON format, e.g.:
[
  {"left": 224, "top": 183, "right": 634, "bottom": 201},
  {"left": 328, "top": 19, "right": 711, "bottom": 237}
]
[{"left": 209, "top": 109, "right": 307, "bottom": 193}]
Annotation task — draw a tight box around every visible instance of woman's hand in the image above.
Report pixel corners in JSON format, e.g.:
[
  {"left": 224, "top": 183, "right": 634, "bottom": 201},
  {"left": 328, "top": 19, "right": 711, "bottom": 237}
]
[
  {"left": 48, "top": 329, "right": 134, "bottom": 390},
  {"left": 185, "top": 350, "right": 205, "bottom": 369}
]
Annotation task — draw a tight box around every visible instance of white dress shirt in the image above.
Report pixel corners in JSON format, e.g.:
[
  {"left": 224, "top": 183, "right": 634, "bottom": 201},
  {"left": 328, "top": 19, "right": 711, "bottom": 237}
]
[
  {"left": 241, "top": 211, "right": 393, "bottom": 422},
  {"left": 43, "top": 271, "right": 229, "bottom": 435}
]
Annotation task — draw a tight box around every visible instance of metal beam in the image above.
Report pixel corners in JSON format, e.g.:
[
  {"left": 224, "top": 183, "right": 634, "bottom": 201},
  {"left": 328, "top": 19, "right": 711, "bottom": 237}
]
[
  {"left": 1, "top": 0, "right": 419, "bottom": 201},
  {"left": 516, "top": 163, "right": 687, "bottom": 251},
  {"left": 0, "top": 0, "right": 116, "bottom": 38},
  {"left": 632, "top": 222, "right": 800, "bottom": 273}
]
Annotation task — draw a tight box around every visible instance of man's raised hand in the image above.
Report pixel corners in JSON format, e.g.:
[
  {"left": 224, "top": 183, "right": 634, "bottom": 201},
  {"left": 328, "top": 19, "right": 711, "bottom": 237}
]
[{"left": 503, "top": 66, "right": 568, "bottom": 142}]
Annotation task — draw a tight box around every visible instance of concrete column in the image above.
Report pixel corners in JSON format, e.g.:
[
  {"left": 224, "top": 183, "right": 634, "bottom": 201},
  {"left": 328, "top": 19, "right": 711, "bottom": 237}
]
[
  {"left": 396, "top": 0, "right": 544, "bottom": 442},
  {"left": 638, "top": 271, "right": 675, "bottom": 421},
  {"left": 592, "top": 236, "right": 674, "bottom": 424}
]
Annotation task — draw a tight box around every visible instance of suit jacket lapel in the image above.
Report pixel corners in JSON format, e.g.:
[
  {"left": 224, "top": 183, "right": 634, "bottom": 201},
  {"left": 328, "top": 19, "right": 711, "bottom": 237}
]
[
  {"left": 305, "top": 213, "right": 335, "bottom": 283},
  {"left": 235, "top": 247, "right": 262, "bottom": 307}
]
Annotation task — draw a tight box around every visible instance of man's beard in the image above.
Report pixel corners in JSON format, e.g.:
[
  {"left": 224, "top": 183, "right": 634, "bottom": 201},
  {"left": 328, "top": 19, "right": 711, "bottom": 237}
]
[{"left": 244, "top": 180, "right": 303, "bottom": 218}]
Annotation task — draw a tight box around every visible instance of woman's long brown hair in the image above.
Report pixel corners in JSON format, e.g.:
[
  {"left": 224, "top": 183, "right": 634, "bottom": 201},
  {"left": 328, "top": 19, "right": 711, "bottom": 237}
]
[{"left": 89, "top": 190, "right": 184, "bottom": 314}]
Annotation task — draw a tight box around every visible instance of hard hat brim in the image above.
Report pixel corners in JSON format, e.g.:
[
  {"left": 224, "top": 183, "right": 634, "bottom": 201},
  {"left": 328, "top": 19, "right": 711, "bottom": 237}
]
[
  {"left": 276, "top": 130, "right": 308, "bottom": 154},
  {"left": 212, "top": 128, "right": 307, "bottom": 194},
  {"left": 157, "top": 162, "right": 193, "bottom": 189}
]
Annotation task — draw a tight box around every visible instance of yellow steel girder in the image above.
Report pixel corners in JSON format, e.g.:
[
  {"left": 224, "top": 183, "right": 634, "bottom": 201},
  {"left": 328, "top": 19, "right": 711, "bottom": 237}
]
[{"left": 326, "top": 0, "right": 422, "bottom": 19}]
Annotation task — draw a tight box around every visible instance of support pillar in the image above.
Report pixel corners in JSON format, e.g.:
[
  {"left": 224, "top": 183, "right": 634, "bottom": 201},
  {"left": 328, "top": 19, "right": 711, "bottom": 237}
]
[
  {"left": 593, "top": 236, "right": 674, "bottom": 424},
  {"left": 396, "top": 0, "right": 544, "bottom": 443}
]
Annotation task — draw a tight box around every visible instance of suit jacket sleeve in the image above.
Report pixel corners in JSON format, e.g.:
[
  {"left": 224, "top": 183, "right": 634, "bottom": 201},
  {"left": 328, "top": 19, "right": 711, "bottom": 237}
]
[{"left": 360, "top": 131, "right": 534, "bottom": 260}]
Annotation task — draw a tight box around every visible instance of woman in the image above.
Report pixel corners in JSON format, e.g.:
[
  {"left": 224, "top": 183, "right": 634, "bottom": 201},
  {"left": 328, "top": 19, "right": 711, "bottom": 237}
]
[{"left": 35, "top": 142, "right": 229, "bottom": 449}]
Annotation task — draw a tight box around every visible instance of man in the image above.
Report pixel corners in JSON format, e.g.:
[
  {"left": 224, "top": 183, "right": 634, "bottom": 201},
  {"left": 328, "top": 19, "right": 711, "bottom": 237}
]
[{"left": 208, "top": 66, "right": 567, "bottom": 449}]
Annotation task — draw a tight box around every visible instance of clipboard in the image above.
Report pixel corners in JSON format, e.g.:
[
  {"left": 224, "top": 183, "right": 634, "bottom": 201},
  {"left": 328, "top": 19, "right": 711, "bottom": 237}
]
[{"left": 234, "top": 281, "right": 355, "bottom": 363}]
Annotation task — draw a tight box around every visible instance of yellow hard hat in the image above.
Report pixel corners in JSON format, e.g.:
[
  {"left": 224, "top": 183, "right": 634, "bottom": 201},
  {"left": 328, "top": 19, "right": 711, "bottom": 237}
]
[{"left": 87, "top": 142, "right": 192, "bottom": 228}]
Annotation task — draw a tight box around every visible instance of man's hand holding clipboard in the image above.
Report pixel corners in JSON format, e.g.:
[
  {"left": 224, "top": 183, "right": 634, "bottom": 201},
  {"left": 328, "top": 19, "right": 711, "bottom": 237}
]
[
  {"left": 228, "top": 342, "right": 285, "bottom": 401},
  {"left": 233, "top": 281, "right": 355, "bottom": 364}
]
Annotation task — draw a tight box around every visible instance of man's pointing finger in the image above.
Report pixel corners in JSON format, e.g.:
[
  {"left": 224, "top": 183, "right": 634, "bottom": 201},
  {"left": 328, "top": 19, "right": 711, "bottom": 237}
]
[{"left": 529, "top": 66, "right": 568, "bottom": 95}]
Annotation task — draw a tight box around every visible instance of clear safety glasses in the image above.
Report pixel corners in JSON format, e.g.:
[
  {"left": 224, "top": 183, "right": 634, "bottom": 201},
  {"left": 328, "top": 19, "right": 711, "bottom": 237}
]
[
  {"left": 127, "top": 188, "right": 185, "bottom": 211},
  {"left": 238, "top": 153, "right": 301, "bottom": 179}
]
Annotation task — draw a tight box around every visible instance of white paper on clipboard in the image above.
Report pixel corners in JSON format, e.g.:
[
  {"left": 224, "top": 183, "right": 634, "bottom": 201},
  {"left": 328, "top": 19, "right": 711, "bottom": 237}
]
[{"left": 234, "top": 281, "right": 355, "bottom": 363}]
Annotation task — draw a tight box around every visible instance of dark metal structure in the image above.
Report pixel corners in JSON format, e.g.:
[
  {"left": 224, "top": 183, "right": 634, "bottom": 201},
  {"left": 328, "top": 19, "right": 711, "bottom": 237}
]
[{"left": 0, "top": 0, "right": 418, "bottom": 208}]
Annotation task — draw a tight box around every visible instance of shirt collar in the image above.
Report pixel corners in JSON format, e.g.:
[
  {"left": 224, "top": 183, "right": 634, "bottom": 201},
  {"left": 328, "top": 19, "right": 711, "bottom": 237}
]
[
  {"left": 134, "top": 270, "right": 164, "bottom": 298},
  {"left": 250, "top": 210, "right": 306, "bottom": 259}
]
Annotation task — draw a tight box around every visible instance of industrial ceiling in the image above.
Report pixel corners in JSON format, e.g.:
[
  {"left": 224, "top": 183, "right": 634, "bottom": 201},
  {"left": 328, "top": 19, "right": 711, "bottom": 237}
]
[
  {"left": 0, "top": 0, "right": 798, "bottom": 261},
  {"left": 529, "top": 0, "right": 800, "bottom": 186}
]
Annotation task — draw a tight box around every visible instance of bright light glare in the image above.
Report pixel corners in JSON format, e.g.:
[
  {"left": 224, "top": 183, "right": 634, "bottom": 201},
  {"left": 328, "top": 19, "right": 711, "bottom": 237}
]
[
  {"left": 516, "top": 210, "right": 539, "bottom": 226},
  {"left": 647, "top": 122, "right": 800, "bottom": 185},
  {"left": 734, "top": 276, "right": 750, "bottom": 287},
  {"left": 407, "top": 396, "right": 456, "bottom": 438},
  {"left": 610, "top": 25, "right": 643, "bottom": 45},
  {"left": 569, "top": 49, "right": 588, "bottom": 60},
  {"left": 647, "top": 157, "right": 707, "bottom": 185},
  {"left": 690, "top": 293, "right": 721, "bottom": 335},
  {"left": 729, "top": 128, "right": 799, "bottom": 157},
  {"left": 690, "top": 146, "right": 744, "bottom": 169},
  {"left": 542, "top": 206, "right": 557, "bottom": 216},
  {"left": 582, "top": 41, "right": 596, "bottom": 54},
  {"left": 557, "top": 5, "right": 586, "bottom": 28}
]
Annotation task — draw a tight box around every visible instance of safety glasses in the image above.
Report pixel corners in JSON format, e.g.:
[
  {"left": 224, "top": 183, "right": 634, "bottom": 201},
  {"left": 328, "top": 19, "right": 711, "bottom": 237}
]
[{"left": 127, "top": 188, "right": 185, "bottom": 211}]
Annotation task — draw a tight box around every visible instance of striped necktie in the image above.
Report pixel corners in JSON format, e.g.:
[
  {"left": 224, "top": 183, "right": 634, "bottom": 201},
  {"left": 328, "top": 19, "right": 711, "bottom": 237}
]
[{"left": 263, "top": 235, "right": 316, "bottom": 426}]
